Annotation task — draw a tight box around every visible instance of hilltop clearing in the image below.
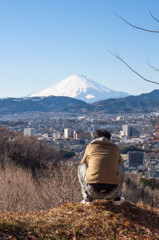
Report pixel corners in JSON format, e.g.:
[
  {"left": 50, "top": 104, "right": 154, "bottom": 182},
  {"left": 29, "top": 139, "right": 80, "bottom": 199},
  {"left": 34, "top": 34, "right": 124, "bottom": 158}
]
[{"left": 0, "top": 200, "right": 158, "bottom": 240}]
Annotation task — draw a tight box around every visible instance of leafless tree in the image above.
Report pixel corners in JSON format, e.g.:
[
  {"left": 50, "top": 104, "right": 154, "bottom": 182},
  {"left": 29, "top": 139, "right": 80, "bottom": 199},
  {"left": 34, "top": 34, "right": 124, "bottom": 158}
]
[
  {"left": 110, "top": 9, "right": 159, "bottom": 85},
  {"left": 0, "top": 126, "right": 63, "bottom": 175},
  {"left": 108, "top": 49, "right": 159, "bottom": 85}
]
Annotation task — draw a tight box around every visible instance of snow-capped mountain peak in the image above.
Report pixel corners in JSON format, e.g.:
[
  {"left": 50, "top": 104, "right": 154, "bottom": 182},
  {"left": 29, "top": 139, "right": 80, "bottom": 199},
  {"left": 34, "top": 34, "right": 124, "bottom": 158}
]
[{"left": 30, "top": 74, "right": 129, "bottom": 103}]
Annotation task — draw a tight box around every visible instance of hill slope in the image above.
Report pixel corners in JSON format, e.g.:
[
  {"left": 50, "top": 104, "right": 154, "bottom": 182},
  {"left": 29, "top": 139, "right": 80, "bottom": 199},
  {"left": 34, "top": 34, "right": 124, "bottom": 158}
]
[
  {"left": 0, "top": 200, "right": 158, "bottom": 239},
  {"left": 93, "top": 89, "right": 159, "bottom": 113},
  {"left": 0, "top": 96, "right": 91, "bottom": 114},
  {"left": 0, "top": 89, "right": 158, "bottom": 114}
]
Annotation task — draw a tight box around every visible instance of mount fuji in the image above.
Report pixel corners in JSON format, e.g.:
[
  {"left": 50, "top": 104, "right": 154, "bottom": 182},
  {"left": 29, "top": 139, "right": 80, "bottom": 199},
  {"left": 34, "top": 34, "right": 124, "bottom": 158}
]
[{"left": 30, "top": 75, "right": 129, "bottom": 103}]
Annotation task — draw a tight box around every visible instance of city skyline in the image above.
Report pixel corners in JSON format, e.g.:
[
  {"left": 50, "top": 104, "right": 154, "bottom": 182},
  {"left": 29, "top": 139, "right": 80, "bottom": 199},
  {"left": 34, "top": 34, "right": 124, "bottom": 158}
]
[{"left": 0, "top": 0, "right": 159, "bottom": 98}]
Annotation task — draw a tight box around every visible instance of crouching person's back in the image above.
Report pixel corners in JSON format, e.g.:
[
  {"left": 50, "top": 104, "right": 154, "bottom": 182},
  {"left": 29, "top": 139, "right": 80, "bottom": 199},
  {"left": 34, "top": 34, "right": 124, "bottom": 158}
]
[{"left": 78, "top": 128, "right": 125, "bottom": 206}]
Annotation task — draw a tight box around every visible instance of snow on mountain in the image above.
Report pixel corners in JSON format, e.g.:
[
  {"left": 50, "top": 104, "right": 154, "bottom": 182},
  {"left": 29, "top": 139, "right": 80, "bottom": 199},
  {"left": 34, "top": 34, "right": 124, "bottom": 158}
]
[{"left": 30, "top": 75, "right": 129, "bottom": 103}]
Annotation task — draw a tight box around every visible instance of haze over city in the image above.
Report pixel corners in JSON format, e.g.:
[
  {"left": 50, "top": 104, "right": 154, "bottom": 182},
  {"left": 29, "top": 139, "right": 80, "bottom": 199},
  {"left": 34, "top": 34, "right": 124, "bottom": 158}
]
[{"left": 0, "top": 0, "right": 159, "bottom": 98}]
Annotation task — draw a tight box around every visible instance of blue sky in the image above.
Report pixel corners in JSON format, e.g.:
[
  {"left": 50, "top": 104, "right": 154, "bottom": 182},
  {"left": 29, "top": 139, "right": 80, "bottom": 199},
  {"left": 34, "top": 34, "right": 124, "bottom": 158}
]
[{"left": 0, "top": 0, "right": 159, "bottom": 98}]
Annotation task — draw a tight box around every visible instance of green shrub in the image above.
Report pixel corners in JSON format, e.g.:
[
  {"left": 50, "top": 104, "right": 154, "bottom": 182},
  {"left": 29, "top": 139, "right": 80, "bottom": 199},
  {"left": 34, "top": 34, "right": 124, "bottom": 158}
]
[
  {"left": 60, "top": 149, "right": 75, "bottom": 159},
  {"left": 140, "top": 178, "right": 159, "bottom": 190}
]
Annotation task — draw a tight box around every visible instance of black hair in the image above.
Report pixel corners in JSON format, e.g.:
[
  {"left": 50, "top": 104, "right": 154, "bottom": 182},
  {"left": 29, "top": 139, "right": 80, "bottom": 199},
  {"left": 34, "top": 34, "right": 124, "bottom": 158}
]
[{"left": 94, "top": 129, "right": 111, "bottom": 140}]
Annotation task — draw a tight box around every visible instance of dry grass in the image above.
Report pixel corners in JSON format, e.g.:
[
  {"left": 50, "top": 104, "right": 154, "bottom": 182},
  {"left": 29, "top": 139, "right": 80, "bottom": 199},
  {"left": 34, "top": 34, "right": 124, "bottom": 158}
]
[
  {"left": 0, "top": 160, "right": 37, "bottom": 212},
  {"left": 0, "top": 200, "right": 159, "bottom": 239},
  {"left": 123, "top": 173, "right": 159, "bottom": 208},
  {"left": 0, "top": 160, "right": 159, "bottom": 239},
  {"left": 36, "top": 161, "right": 82, "bottom": 209},
  {"left": 0, "top": 160, "right": 81, "bottom": 212},
  {"left": 0, "top": 160, "right": 159, "bottom": 213}
]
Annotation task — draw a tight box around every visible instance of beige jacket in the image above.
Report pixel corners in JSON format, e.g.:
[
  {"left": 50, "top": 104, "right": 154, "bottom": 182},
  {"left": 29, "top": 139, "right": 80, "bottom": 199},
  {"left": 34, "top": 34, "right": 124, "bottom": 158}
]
[{"left": 80, "top": 137, "right": 123, "bottom": 185}]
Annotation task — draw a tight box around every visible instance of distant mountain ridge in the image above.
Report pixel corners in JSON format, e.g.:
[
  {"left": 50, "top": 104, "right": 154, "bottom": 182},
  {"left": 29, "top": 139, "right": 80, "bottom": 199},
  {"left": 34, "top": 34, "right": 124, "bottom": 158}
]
[
  {"left": 0, "top": 89, "right": 158, "bottom": 114},
  {"left": 0, "top": 96, "right": 91, "bottom": 114},
  {"left": 93, "top": 89, "right": 159, "bottom": 113},
  {"left": 30, "top": 74, "right": 129, "bottom": 103}
]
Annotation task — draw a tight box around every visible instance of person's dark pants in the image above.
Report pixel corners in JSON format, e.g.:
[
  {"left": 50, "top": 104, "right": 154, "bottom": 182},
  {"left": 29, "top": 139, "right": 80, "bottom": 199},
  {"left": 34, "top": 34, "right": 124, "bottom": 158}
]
[{"left": 78, "top": 163, "right": 125, "bottom": 201}]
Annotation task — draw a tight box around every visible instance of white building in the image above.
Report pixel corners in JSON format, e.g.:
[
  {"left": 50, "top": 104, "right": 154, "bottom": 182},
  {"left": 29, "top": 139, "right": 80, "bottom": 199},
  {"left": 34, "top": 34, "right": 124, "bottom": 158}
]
[
  {"left": 64, "top": 128, "right": 72, "bottom": 138},
  {"left": 122, "top": 124, "right": 152, "bottom": 137},
  {"left": 24, "top": 128, "right": 36, "bottom": 136}
]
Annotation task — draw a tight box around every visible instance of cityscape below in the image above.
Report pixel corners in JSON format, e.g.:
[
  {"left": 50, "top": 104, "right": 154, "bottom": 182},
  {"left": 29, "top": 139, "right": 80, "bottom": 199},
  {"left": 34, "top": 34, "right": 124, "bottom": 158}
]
[{"left": 0, "top": 110, "right": 159, "bottom": 179}]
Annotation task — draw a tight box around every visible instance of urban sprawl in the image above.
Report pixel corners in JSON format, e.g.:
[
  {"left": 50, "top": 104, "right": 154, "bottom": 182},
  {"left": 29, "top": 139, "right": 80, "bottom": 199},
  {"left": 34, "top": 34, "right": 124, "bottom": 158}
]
[{"left": 0, "top": 111, "right": 159, "bottom": 179}]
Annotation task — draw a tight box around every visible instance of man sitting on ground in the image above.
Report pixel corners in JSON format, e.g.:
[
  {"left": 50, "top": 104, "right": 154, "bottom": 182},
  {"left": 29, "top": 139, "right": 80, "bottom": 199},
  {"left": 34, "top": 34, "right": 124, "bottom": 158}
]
[{"left": 78, "top": 129, "right": 125, "bottom": 205}]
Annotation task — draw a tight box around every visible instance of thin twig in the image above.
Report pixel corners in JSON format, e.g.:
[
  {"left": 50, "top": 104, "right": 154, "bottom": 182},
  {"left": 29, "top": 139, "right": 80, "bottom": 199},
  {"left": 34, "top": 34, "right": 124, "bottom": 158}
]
[
  {"left": 115, "top": 13, "right": 159, "bottom": 33},
  {"left": 108, "top": 50, "right": 159, "bottom": 85},
  {"left": 148, "top": 8, "right": 159, "bottom": 23},
  {"left": 147, "top": 58, "right": 159, "bottom": 72}
]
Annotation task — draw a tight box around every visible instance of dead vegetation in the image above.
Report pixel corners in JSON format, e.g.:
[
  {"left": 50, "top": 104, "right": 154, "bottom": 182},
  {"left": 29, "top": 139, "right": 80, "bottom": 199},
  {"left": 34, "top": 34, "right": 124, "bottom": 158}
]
[
  {"left": 0, "top": 126, "right": 159, "bottom": 213},
  {"left": 0, "top": 126, "right": 159, "bottom": 239},
  {"left": 0, "top": 200, "right": 159, "bottom": 239},
  {"left": 0, "top": 159, "right": 159, "bottom": 213},
  {"left": 0, "top": 159, "right": 81, "bottom": 212},
  {"left": 123, "top": 173, "right": 159, "bottom": 208}
]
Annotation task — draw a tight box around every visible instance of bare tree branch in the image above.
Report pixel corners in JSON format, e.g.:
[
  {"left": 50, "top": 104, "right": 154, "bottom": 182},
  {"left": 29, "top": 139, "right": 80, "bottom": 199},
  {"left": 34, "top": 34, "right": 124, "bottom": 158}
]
[
  {"left": 147, "top": 58, "right": 159, "bottom": 72},
  {"left": 148, "top": 8, "right": 159, "bottom": 23},
  {"left": 108, "top": 49, "right": 159, "bottom": 85},
  {"left": 115, "top": 13, "right": 159, "bottom": 33}
]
